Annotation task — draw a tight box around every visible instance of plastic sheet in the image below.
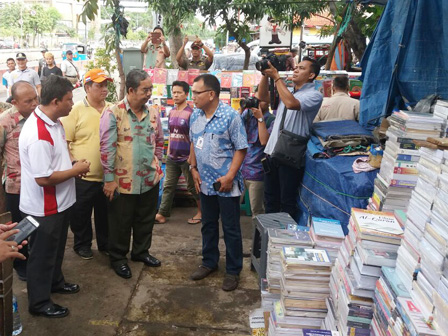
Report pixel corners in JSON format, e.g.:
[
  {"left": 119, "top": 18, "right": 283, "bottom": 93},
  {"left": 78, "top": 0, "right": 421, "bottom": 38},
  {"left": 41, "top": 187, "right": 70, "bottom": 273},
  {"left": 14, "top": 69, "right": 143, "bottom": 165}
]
[{"left": 298, "top": 152, "right": 377, "bottom": 234}]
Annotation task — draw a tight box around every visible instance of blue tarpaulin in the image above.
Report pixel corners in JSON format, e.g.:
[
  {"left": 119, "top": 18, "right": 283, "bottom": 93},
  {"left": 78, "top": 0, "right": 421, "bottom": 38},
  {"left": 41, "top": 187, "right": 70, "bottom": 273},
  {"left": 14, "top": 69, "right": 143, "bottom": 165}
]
[
  {"left": 298, "top": 152, "right": 377, "bottom": 234},
  {"left": 359, "top": 0, "right": 448, "bottom": 129}
]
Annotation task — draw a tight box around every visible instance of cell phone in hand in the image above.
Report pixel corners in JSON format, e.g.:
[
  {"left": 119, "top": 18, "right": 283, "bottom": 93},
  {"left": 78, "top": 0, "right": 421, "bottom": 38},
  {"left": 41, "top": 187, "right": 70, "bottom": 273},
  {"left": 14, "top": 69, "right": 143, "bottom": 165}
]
[
  {"left": 6, "top": 216, "right": 39, "bottom": 244},
  {"left": 151, "top": 32, "right": 161, "bottom": 44},
  {"left": 213, "top": 181, "right": 221, "bottom": 192}
]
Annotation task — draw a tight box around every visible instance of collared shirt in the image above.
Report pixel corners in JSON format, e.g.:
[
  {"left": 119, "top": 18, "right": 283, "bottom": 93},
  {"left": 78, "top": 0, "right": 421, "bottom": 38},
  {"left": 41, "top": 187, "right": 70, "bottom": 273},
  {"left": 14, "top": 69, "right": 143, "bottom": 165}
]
[
  {"left": 99, "top": 98, "right": 164, "bottom": 194},
  {"left": 314, "top": 92, "right": 360, "bottom": 122},
  {"left": 168, "top": 105, "right": 193, "bottom": 162},
  {"left": 61, "top": 60, "right": 78, "bottom": 77},
  {"left": 144, "top": 44, "right": 166, "bottom": 69},
  {"left": 241, "top": 110, "right": 274, "bottom": 181},
  {"left": 0, "top": 107, "right": 25, "bottom": 194},
  {"left": 61, "top": 98, "right": 112, "bottom": 182},
  {"left": 19, "top": 107, "right": 75, "bottom": 216},
  {"left": 8, "top": 68, "right": 41, "bottom": 89},
  {"left": 190, "top": 101, "right": 248, "bottom": 197},
  {"left": 179, "top": 56, "right": 212, "bottom": 70},
  {"left": 265, "top": 82, "right": 323, "bottom": 155}
]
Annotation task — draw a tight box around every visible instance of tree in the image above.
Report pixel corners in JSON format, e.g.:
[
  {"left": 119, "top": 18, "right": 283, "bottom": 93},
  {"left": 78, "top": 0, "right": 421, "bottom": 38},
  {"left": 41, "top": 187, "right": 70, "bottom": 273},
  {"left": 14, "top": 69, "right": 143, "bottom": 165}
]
[
  {"left": 144, "top": 0, "right": 199, "bottom": 69},
  {"left": 81, "top": 0, "right": 126, "bottom": 99},
  {"left": 24, "top": 4, "right": 62, "bottom": 46},
  {"left": 196, "top": 0, "right": 328, "bottom": 69}
]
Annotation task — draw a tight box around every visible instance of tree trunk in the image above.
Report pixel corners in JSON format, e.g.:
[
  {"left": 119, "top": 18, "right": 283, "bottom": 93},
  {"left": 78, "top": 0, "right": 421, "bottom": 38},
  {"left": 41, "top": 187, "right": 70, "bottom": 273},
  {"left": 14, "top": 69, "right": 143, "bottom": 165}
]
[
  {"left": 168, "top": 30, "right": 184, "bottom": 69},
  {"left": 325, "top": 3, "right": 349, "bottom": 70},
  {"left": 115, "top": 47, "right": 125, "bottom": 100},
  {"left": 343, "top": 19, "right": 367, "bottom": 62},
  {"left": 239, "top": 42, "right": 250, "bottom": 70}
]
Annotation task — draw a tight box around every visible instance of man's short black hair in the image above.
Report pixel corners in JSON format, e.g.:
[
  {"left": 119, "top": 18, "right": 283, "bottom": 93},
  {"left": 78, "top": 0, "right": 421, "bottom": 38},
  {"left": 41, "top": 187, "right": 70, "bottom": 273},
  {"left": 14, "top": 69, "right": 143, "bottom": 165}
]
[
  {"left": 6, "top": 58, "right": 14, "bottom": 63},
  {"left": 153, "top": 26, "right": 165, "bottom": 35},
  {"left": 194, "top": 74, "right": 220, "bottom": 96},
  {"left": 126, "top": 69, "right": 149, "bottom": 94},
  {"left": 302, "top": 56, "right": 320, "bottom": 81},
  {"left": 333, "top": 75, "right": 349, "bottom": 91},
  {"left": 40, "top": 76, "right": 73, "bottom": 105},
  {"left": 172, "top": 80, "right": 189, "bottom": 94}
]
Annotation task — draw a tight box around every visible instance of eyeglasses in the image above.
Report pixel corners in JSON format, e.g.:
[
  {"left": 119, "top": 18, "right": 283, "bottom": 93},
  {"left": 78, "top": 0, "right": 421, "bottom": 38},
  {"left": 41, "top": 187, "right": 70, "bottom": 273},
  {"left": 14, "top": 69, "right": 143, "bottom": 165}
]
[
  {"left": 191, "top": 47, "right": 200, "bottom": 50},
  {"left": 141, "top": 87, "right": 153, "bottom": 94},
  {"left": 192, "top": 90, "right": 212, "bottom": 96}
]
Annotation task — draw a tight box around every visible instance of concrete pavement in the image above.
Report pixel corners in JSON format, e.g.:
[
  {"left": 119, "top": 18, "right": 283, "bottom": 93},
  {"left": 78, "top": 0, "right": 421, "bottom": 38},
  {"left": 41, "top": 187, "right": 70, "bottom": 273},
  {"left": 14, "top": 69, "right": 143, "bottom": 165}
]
[{"left": 12, "top": 206, "right": 261, "bottom": 335}]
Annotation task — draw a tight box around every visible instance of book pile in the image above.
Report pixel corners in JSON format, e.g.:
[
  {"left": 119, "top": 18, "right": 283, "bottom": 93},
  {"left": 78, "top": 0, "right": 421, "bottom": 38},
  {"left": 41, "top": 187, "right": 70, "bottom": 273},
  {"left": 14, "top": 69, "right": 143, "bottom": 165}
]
[
  {"left": 369, "top": 111, "right": 444, "bottom": 211},
  {"left": 310, "top": 217, "right": 345, "bottom": 262},
  {"left": 266, "top": 228, "right": 313, "bottom": 293},
  {"left": 276, "top": 247, "right": 332, "bottom": 332},
  {"left": 433, "top": 100, "right": 448, "bottom": 136},
  {"left": 326, "top": 208, "right": 403, "bottom": 336},
  {"left": 371, "top": 266, "right": 412, "bottom": 336},
  {"left": 268, "top": 301, "right": 340, "bottom": 336}
]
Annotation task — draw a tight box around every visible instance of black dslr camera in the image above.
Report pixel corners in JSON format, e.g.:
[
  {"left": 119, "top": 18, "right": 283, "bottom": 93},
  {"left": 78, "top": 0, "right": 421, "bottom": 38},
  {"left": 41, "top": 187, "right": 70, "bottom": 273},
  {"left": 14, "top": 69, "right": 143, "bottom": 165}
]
[
  {"left": 240, "top": 97, "right": 259, "bottom": 110},
  {"left": 256, "top": 52, "right": 288, "bottom": 72}
]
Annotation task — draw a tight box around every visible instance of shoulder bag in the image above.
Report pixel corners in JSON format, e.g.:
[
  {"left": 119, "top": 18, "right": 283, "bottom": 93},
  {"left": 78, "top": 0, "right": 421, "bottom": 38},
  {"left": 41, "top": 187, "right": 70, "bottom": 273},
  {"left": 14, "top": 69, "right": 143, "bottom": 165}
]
[{"left": 270, "top": 106, "right": 309, "bottom": 169}]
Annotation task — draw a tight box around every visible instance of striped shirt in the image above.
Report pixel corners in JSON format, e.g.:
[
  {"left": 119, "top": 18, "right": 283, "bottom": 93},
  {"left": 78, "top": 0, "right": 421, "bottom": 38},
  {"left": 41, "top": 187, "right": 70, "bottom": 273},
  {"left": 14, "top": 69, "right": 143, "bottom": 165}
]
[{"left": 168, "top": 105, "right": 193, "bottom": 162}]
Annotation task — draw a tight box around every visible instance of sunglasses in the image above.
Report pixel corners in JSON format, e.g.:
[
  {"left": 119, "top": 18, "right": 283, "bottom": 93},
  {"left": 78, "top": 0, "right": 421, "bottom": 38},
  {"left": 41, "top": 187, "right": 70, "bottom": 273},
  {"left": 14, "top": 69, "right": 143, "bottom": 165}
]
[{"left": 191, "top": 46, "right": 200, "bottom": 50}]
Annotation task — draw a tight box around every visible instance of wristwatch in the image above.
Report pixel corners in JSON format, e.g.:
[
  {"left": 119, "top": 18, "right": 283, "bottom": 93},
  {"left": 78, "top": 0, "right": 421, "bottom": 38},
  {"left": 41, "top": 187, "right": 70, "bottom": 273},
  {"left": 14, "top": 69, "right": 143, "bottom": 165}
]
[
  {"left": 257, "top": 117, "right": 264, "bottom": 123},
  {"left": 189, "top": 165, "right": 197, "bottom": 171}
]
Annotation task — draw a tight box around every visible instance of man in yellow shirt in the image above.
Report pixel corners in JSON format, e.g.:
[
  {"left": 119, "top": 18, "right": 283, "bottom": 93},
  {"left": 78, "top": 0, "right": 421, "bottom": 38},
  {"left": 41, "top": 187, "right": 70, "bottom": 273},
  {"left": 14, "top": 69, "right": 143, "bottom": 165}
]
[{"left": 62, "top": 69, "right": 113, "bottom": 259}]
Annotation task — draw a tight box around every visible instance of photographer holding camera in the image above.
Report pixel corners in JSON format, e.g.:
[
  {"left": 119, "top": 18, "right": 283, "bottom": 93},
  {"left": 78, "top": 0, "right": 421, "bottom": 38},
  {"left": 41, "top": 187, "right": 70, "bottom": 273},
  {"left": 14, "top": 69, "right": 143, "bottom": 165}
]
[
  {"left": 239, "top": 95, "right": 275, "bottom": 218},
  {"left": 259, "top": 56, "right": 323, "bottom": 220}
]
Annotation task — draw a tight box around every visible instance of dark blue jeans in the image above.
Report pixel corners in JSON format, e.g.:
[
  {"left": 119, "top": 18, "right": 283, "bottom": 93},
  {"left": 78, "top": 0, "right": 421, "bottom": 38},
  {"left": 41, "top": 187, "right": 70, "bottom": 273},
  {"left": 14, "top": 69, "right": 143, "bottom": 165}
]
[
  {"left": 264, "top": 156, "right": 304, "bottom": 220},
  {"left": 200, "top": 193, "right": 242, "bottom": 275}
]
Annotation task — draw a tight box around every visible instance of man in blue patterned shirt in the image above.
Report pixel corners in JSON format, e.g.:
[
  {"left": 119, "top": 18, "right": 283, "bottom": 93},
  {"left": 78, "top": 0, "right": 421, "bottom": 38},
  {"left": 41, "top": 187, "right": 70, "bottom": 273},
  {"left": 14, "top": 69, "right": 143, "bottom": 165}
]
[{"left": 189, "top": 74, "right": 248, "bottom": 291}]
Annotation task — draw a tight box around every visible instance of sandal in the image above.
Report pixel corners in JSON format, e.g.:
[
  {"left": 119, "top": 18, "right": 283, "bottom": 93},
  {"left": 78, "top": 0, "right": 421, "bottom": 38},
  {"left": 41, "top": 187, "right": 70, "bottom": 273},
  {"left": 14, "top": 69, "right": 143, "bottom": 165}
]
[{"left": 187, "top": 217, "right": 202, "bottom": 225}]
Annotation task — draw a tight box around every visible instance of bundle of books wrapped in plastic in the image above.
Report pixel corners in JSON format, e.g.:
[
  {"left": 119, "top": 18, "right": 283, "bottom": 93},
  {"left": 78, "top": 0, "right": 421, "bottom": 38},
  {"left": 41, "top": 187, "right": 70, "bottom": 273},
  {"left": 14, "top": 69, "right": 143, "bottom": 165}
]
[
  {"left": 369, "top": 110, "right": 445, "bottom": 212},
  {"left": 262, "top": 217, "right": 344, "bottom": 335},
  {"left": 326, "top": 208, "right": 404, "bottom": 336}
]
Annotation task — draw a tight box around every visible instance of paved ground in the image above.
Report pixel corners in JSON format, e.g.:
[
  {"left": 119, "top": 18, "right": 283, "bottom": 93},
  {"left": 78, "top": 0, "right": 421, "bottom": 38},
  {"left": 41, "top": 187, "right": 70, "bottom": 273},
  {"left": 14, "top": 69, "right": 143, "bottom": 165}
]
[{"left": 12, "top": 206, "right": 261, "bottom": 335}]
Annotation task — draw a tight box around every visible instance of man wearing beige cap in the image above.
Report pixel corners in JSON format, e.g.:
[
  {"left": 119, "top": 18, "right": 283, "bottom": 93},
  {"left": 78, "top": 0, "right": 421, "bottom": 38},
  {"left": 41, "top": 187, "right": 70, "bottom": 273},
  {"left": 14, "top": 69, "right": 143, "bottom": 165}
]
[
  {"left": 8, "top": 53, "right": 41, "bottom": 95},
  {"left": 61, "top": 69, "right": 112, "bottom": 260},
  {"left": 176, "top": 36, "right": 214, "bottom": 70}
]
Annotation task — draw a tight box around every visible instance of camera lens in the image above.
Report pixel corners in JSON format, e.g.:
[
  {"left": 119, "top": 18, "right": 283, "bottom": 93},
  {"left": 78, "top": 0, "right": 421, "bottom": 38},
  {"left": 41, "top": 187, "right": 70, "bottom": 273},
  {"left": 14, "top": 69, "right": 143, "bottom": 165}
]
[{"left": 255, "top": 59, "right": 269, "bottom": 72}]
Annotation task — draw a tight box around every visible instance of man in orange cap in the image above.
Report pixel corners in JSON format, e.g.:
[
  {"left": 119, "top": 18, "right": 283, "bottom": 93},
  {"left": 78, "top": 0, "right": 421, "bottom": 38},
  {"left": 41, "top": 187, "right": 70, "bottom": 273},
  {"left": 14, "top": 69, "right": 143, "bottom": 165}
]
[{"left": 61, "top": 68, "right": 113, "bottom": 260}]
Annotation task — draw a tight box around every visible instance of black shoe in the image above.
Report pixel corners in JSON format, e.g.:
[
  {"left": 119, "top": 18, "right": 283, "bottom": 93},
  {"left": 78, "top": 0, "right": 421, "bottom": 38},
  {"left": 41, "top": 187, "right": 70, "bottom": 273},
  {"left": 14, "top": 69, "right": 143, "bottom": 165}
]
[
  {"left": 131, "top": 254, "right": 161, "bottom": 267},
  {"left": 112, "top": 263, "right": 132, "bottom": 279},
  {"left": 51, "top": 283, "right": 80, "bottom": 294},
  {"left": 75, "top": 247, "right": 93, "bottom": 260},
  {"left": 29, "top": 304, "right": 69, "bottom": 318}
]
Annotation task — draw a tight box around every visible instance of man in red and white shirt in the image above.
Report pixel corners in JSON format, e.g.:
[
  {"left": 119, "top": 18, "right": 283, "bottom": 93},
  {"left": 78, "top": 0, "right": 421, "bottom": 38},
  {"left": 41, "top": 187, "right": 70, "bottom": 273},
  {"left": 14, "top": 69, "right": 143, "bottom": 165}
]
[{"left": 19, "top": 75, "right": 90, "bottom": 318}]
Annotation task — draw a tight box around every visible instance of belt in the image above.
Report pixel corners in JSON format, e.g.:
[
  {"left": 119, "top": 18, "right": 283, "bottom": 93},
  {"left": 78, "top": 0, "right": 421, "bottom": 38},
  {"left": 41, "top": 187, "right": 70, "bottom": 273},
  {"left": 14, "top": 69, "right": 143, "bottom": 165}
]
[{"left": 66, "top": 75, "right": 77, "bottom": 78}]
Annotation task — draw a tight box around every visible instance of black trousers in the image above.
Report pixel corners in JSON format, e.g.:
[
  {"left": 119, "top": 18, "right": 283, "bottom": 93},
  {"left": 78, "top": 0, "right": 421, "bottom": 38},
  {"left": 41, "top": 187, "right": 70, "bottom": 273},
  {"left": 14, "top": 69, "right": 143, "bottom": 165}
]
[
  {"left": 5, "top": 192, "right": 28, "bottom": 276},
  {"left": 108, "top": 185, "right": 159, "bottom": 267},
  {"left": 264, "top": 157, "right": 305, "bottom": 220},
  {"left": 70, "top": 179, "right": 108, "bottom": 251},
  {"left": 23, "top": 209, "right": 70, "bottom": 311}
]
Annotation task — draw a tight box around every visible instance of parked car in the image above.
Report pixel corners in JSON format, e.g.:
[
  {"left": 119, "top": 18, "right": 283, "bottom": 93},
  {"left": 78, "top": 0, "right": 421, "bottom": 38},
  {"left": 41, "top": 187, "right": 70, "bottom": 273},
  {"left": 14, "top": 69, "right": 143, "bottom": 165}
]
[
  {"left": 208, "top": 52, "right": 259, "bottom": 71},
  {"left": 0, "top": 39, "right": 14, "bottom": 49}
]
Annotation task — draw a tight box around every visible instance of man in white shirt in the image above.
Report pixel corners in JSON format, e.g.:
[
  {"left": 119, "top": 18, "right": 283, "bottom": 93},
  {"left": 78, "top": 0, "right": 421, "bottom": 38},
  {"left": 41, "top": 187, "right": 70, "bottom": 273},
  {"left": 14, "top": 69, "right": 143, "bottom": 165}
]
[
  {"left": 19, "top": 75, "right": 90, "bottom": 318},
  {"left": 8, "top": 53, "right": 41, "bottom": 96},
  {"left": 61, "top": 50, "right": 79, "bottom": 85},
  {"left": 2, "top": 58, "right": 15, "bottom": 91}
]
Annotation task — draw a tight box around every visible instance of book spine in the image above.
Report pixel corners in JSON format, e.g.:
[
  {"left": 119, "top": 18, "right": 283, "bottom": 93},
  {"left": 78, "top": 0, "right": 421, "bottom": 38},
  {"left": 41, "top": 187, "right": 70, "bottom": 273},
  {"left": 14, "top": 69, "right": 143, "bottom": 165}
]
[
  {"left": 393, "top": 167, "right": 419, "bottom": 175},
  {"left": 396, "top": 154, "right": 420, "bottom": 162}
]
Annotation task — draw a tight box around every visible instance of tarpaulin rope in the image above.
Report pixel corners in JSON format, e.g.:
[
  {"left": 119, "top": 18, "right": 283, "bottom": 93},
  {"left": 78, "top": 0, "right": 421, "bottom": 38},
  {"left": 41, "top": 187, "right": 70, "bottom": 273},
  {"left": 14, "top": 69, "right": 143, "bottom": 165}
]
[
  {"left": 337, "top": 1, "right": 354, "bottom": 37},
  {"left": 301, "top": 184, "right": 351, "bottom": 216},
  {"left": 304, "top": 171, "right": 371, "bottom": 200}
]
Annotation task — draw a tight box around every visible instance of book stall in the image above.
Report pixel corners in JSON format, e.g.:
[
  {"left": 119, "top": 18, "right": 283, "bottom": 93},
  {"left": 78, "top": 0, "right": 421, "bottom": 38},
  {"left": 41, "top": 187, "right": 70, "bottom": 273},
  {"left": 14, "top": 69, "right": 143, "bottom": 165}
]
[
  {"left": 249, "top": 99, "right": 448, "bottom": 335},
  {"left": 146, "top": 67, "right": 363, "bottom": 204}
]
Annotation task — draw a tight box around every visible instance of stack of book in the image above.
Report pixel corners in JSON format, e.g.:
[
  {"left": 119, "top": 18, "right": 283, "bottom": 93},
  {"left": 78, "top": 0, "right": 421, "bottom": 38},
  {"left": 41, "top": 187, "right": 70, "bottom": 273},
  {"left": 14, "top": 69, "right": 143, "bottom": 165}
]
[
  {"left": 433, "top": 100, "right": 448, "bottom": 136},
  {"left": 279, "top": 246, "right": 332, "bottom": 330},
  {"left": 371, "top": 266, "right": 412, "bottom": 336},
  {"left": 309, "top": 217, "right": 345, "bottom": 262},
  {"left": 369, "top": 111, "right": 444, "bottom": 211},
  {"left": 326, "top": 208, "right": 404, "bottom": 336},
  {"left": 266, "top": 228, "right": 314, "bottom": 293}
]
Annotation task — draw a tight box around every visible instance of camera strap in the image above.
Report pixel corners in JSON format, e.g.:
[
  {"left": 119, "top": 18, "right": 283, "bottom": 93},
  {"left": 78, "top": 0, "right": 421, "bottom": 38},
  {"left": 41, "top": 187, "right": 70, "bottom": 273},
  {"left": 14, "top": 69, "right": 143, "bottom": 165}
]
[{"left": 279, "top": 105, "right": 288, "bottom": 131}]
